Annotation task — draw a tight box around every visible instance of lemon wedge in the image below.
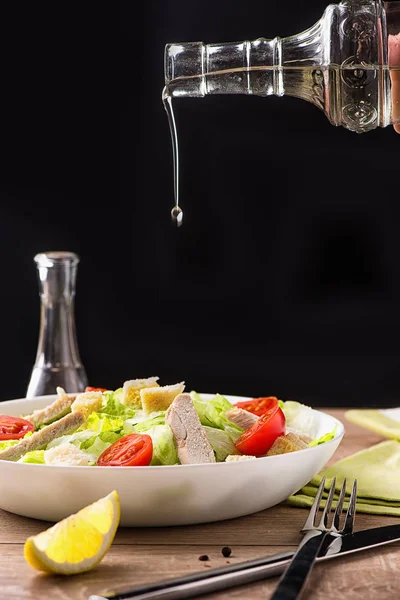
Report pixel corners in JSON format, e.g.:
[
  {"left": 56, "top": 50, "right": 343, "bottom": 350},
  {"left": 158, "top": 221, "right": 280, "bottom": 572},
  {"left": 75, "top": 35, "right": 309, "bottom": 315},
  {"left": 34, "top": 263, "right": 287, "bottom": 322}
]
[{"left": 24, "top": 490, "right": 120, "bottom": 574}]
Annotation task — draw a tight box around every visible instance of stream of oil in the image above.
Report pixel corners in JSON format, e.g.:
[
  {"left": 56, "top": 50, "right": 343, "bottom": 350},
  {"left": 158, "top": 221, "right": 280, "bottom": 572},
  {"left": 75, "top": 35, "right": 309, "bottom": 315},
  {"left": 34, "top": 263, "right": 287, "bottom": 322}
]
[
  {"left": 163, "top": 64, "right": 400, "bottom": 227},
  {"left": 162, "top": 87, "right": 183, "bottom": 227}
]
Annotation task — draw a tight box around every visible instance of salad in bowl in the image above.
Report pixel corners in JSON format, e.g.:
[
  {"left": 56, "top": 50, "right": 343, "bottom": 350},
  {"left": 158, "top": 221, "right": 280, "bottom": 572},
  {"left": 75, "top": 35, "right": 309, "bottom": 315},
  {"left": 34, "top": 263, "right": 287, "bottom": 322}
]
[
  {"left": 0, "top": 378, "right": 343, "bottom": 525},
  {"left": 0, "top": 377, "right": 337, "bottom": 467}
]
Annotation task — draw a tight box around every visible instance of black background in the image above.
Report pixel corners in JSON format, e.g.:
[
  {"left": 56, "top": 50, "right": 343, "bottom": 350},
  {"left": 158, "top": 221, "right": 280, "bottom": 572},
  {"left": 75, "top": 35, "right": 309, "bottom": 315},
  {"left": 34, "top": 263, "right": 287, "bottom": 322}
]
[{"left": 0, "top": 1, "right": 399, "bottom": 406}]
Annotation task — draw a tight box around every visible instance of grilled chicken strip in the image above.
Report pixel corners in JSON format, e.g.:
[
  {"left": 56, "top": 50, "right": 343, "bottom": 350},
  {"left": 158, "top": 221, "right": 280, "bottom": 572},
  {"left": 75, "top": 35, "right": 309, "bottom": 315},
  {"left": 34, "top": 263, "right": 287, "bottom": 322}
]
[
  {"left": 0, "top": 412, "right": 85, "bottom": 462},
  {"left": 225, "top": 407, "right": 259, "bottom": 430},
  {"left": 24, "top": 387, "right": 76, "bottom": 428},
  {"left": 166, "top": 393, "right": 216, "bottom": 464}
]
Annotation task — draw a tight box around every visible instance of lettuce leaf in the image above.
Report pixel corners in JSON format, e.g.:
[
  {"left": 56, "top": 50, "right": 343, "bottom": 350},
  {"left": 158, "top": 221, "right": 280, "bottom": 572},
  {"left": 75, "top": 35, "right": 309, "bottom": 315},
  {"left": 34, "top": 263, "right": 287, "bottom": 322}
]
[
  {"left": 0, "top": 430, "right": 34, "bottom": 453},
  {"left": 0, "top": 439, "right": 20, "bottom": 452},
  {"left": 18, "top": 450, "right": 45, "bottom": 464},
  {"left": 124, "top": 414, "right": 177, "bottom": 465},
  {"left": 100, "top": 389, "right": 136, "bottom": 419},
  {"left": 46, "top": 430, "right": 96, "bottom": 450},
  {"left": 191, "top": 392, "right": 243, "bottom": 433},
  {"left": 85, "top": 412, "right": 124, "bottom": 434},
  {"left": 309, "top": 426, "right": 337, "bottom": 446},
  {"left": 203, "top": 426, "right": 239, "bottom": 462},
  {"left": 80, "top": 431, "right": 121, "bottom": 458},
  {"left": 281, "top": 401, "right": 319, "bottom": 438},
  {"left": 45, "top": 428, "right": 120, "bottom": 459},
  {"left": 142, "top": 424, "right": 178, "bottom": 465},
  {"left": 125, "top": 414, "right": 165, "bottom": 434}
]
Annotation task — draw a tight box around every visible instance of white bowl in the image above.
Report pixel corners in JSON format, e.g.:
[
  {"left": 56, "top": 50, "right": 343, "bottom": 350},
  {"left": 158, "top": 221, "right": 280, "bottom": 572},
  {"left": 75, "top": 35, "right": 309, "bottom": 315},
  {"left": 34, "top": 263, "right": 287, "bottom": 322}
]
[{"left": 0, "top": 394, "right": 344, "bottom": 526}]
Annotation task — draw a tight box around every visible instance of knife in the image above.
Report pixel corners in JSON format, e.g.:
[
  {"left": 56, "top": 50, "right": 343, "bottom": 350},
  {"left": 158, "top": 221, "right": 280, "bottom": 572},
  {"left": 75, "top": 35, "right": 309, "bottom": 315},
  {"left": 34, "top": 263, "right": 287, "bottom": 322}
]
[{"left": 89, "top": 524, "right": 400, "bottom": 600}]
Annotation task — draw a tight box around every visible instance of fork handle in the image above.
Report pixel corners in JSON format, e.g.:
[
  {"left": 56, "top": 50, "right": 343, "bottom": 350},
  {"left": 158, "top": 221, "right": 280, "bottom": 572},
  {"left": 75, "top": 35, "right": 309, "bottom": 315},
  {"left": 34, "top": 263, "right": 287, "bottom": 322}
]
[{"left": 270, "top": 531, "right": 328, "bottom": 600}]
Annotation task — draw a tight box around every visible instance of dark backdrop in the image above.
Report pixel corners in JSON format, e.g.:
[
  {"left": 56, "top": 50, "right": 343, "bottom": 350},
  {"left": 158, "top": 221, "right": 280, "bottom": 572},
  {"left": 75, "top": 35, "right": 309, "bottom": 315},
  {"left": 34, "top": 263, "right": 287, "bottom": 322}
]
[{"left": 0, "top": 1, "right": 399, "bottom": 406}]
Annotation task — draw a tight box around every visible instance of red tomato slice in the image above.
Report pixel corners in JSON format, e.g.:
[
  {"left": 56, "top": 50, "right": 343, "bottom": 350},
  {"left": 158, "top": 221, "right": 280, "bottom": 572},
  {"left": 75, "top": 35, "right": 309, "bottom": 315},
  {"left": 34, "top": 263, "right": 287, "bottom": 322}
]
[
  {"left": 85, "top": 386, "right": 108, "bottom": 392},
  {"left": 97, "top": 434, "right": 153, "bottom": 467},
  {"left": 0, "top": 416, "right": 35, "bottom": 440},
  {"left": 234, "top": 404, "right": 286, "bottom": 456},
  {"left": 235, "top": 396, "right": 280, "bottom": 417}
]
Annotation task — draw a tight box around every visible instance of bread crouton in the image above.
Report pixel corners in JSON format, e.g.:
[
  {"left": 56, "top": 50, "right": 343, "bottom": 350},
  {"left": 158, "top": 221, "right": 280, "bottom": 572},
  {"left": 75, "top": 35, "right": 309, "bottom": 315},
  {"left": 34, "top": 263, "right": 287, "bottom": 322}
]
[
  {"left": 122, "top": 377, "right": 160, "bottom": 408},
  {"left": 141, "top": 382, "right": 185, "bottom": 414},
  {"left": 266, "top": 432, "right": 309, "bottom": 456},
  {"left": 286, "top": 427, "right": 313, "bottom": 445},
  {"left": 71, "top": 391, "right": 103, "bottom": 418}
]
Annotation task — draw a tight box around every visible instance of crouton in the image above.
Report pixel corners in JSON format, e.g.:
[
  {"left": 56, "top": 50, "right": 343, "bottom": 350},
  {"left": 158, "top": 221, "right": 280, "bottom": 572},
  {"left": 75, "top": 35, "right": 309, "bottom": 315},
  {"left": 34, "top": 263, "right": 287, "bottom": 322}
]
[
  {"left": 71, "top": 391, "right": 104, "bottom": 418},
  {"left": 140, "top": 382, "right": 185, "bottom": 414},
  {"left": 266, "top": 432, "right": 309, "bottom": 456},
  {"left": 121, "top": 377, "right": 160, "bottom": 408}
]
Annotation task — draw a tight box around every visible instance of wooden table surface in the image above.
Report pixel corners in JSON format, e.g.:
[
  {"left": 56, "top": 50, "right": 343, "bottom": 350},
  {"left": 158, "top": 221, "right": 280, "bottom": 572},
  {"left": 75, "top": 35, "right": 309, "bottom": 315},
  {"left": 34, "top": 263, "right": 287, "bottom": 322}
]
[{"left": 0, "top": 409, "right": 399, "bottom": 600}]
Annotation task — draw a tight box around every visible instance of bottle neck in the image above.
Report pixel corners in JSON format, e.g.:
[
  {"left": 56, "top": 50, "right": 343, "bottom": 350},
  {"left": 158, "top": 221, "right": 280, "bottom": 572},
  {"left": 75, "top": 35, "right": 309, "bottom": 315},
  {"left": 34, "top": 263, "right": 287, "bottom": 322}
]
[
  {"left": 164, "top": 16, "right": 327, "bottom": 100},
  {"left": 33, "top": 252, "right": 83, "bottom": 370},
  {"left": 165, "top": 38, "right": 284, "bottom": 98},
  {"left": 164, "top": 1, "right": 394, "bottom": 133}
]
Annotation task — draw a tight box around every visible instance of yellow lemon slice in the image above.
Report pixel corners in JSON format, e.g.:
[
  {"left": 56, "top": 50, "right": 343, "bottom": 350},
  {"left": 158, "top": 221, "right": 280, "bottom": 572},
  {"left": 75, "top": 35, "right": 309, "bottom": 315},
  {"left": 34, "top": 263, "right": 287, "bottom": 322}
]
[{"left": 24, "top": 490, "right": 120, "bottom": 574}]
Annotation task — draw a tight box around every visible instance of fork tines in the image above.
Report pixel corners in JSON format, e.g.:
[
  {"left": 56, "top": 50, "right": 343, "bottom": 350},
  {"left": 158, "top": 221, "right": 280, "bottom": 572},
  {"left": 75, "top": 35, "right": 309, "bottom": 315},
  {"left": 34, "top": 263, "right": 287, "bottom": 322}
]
[{"left": 302, "top": 477, "right": 357, "bottom": 535}]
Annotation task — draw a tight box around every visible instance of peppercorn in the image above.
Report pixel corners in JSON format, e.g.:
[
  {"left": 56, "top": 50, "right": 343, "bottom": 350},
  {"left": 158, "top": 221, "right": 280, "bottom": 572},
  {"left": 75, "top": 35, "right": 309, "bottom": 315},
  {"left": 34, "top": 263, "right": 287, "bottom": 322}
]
[{"left": 221, "top": 546, "right": 232, "bottom": 557}]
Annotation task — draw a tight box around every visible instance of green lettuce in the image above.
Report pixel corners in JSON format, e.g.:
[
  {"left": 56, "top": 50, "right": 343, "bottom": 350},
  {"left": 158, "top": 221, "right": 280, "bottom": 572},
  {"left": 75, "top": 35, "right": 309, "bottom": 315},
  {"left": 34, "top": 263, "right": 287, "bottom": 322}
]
[
  {"left": 125, "top": 414, "right": 165, "bottom": 434},
  {"left": 18, "top": 450, "right": 45, "bottom": 464},
  {"left": 45, "top": 428, "right": 120, "bottom": 459},
  {"left": 203, "top": 426, "right": 239, "bottom": 462},
  {"left": 282, "top": 401, "right": 337, "bottom": 446},
  {"left": 85, "top": 412, "right": 124, "bottom": 434},
  {"left": 191, "top": 392, "right": 243, "bottom": 433},
  {"left": 124, "top": 414, "right": 177, "bottom": 465},
  {"left": 80, "top": 431, "right": 121, "bottom": 458},
  {"left": 143, "top": 424, "right": 178, "bottom": 465},
  {"left": 0, "top": 430, "right": 34, "bottom": 453},
  {"left": 46, "top": 430, "right": 96, "bottom": 450},
  {"left": 309, "top": 426, "right": 337, "bottom": 446},
  {"left": 0, "top": 439, "right": 20, "bottom": 452},
  {"left": 281, "top": 401, "right": 319, "bottom": 438},
  {"left": 99, "top": 389, "right": 136, "bottom": 419}
]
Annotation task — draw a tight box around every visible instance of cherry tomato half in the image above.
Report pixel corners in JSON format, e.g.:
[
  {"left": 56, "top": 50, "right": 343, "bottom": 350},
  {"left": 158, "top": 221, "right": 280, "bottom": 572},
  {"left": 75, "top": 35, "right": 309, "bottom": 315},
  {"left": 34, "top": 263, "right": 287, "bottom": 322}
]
[
  {"left": 0, "top": 416, "right": 35, "bottom": 440},
  {"left": 85, "top": 386, "right": 108, "bottom": 392},
  {"left": 97, "top": 434, "right": 153, "bottom": 467},
  {"left": 234, "top": 402, "right": 286, "bottom": 456},
  {"left": 235, "top": 396, "right": 280, "bottom": 417}
]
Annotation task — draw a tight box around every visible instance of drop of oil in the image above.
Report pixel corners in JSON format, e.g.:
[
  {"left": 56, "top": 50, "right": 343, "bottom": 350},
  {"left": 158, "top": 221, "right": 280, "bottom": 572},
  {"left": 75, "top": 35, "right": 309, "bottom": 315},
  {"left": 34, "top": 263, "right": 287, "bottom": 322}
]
[{"left": 171, "top": 205, "right": 183, "bottom": 227}]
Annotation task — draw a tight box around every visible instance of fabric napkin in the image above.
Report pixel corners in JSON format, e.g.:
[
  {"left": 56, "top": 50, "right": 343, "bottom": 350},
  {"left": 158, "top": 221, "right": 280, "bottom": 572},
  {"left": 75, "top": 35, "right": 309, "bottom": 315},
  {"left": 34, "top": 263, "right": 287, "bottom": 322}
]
[
  {"left": 287, "top": 440, "right": 400, "bottom": 517},
  {"left": 345, "top": 408, "right": 400, "bottom": 440}
]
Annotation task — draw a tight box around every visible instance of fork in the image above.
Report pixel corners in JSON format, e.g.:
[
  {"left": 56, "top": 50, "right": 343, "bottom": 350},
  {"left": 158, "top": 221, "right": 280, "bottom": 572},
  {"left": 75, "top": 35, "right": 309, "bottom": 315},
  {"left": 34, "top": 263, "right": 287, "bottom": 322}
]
[{"left": 270, "top": 476, "right": 357, "bottom": 600}]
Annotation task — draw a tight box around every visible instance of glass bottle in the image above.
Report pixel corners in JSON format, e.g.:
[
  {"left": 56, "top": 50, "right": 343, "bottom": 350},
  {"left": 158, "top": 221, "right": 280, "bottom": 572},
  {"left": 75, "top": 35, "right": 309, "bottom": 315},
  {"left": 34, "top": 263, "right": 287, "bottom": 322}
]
[
  {"left": 26, "top": 251, "right": 88, "bottom": 397},
  {"left": 164, "top": 0, "right": 400, "bottom": 134}
]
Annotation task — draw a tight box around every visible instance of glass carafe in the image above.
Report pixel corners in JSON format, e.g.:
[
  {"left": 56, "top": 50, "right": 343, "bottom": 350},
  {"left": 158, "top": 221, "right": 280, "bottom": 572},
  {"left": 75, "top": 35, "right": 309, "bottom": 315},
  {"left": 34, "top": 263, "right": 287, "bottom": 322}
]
[
  {"left": 164, "top": 0, "right": 400, "bottom": 134},
  {"left": 26, "top": 251, "right": 88, "bottom": 397}
]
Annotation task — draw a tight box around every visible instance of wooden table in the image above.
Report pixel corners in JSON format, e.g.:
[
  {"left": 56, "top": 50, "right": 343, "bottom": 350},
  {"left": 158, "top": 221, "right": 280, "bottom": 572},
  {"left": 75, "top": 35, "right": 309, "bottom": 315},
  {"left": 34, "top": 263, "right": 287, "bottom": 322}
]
[{"left": 0, "top": 409, "right": 399, "bottom": 600}]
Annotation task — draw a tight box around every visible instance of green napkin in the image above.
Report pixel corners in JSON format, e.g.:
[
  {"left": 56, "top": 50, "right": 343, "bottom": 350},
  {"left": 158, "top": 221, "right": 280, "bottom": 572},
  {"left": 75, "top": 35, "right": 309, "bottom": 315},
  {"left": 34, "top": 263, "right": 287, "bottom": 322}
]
[
  {"left": 345, "top": 408, "right": 400, "bottom": 440},
  {"left": 287, "top": 440, "right": 400, "bottom": 517}
]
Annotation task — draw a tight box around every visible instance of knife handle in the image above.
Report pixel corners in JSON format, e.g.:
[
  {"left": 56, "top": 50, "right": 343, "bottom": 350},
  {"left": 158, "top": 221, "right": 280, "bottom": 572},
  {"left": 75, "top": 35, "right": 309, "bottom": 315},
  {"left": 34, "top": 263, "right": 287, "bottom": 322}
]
[
  {"left": 89, "top": 552, "right": 294, "bottom": 600},
  {"left": 270, "top": 532, "right": 327, "bottom": 600}
]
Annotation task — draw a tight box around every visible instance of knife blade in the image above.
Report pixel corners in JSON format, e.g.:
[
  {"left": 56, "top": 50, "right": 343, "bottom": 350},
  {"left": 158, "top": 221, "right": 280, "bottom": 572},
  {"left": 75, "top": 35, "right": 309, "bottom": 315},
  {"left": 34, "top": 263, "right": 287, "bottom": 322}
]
[
  {"left": 321, "top": 523, "right": 400, "bottom": 559},
  {"left": 89, "top": 524, "right": 400, "bottom": 600}
]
